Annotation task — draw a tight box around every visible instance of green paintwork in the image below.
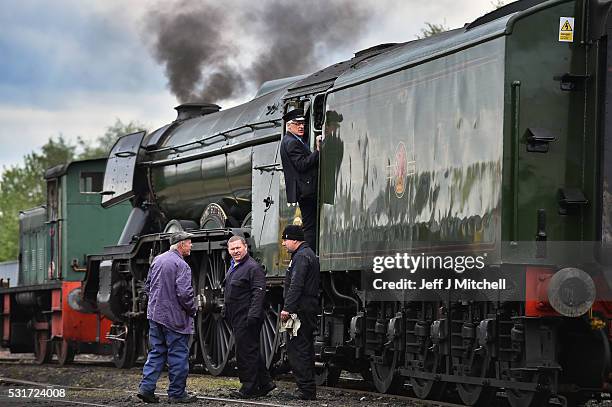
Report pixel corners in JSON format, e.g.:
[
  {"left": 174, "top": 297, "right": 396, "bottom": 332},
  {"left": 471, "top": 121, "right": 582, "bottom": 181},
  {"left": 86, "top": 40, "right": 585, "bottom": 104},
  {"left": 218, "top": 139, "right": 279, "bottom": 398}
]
[
  {"left": 502, "top": 0, "right": 595, "bottom": 243},
  {"left": 147, "top": 87, "right": 286, "bottom": 224},
  {"left": 251, "top": 142, "right": 283, "bottom": 276},
  {"left": 319, "top": 38, "right": 506, "bottom": 271},
  {"left": 18, "top": 159, "right": 131, "bottom": 286},
  {"left": 18, "top": 207, "right": 47, "bottom": 285},
  {"left": 60, "top": 160, "right": 132, "bottom": 281},
  {"left": 131, "top": 0, "right": 604, "bottom": 276},
  {"left": 315, "top": 0, "right": 603, "bottom": 270}
]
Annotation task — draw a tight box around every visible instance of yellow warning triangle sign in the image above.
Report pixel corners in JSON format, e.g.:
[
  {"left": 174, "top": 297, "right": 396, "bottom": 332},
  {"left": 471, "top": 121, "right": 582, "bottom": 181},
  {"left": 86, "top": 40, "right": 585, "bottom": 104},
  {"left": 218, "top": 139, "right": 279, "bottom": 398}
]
[{"left": 561, "top": 20, "right": 573, "bottom": 31}]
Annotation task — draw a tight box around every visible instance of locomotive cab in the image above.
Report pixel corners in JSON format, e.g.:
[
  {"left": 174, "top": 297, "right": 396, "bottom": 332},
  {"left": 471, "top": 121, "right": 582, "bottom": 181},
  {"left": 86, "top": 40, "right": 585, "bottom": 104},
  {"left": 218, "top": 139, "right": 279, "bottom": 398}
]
[{"left": 0, "top": 158, "right": 130, "bottom": 364}]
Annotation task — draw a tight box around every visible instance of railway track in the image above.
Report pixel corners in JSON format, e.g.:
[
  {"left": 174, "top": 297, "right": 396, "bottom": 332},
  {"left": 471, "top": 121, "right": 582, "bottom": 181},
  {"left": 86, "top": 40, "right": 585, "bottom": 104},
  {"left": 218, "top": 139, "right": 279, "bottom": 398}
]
[
  {"left": 0, "top": 357, "right": 462, "bottom": 406},
  {"left": 0, "top": 370, "right": 475, "bottom": 407},
  {"left": 0, "top": 357, "right": 114, "bottom": 368},
  {"left": 0, "top": 377, "right": 295, "bottom": 407},
  {"left": 0, "top": 358, "right": 608, "bottom": 407}
]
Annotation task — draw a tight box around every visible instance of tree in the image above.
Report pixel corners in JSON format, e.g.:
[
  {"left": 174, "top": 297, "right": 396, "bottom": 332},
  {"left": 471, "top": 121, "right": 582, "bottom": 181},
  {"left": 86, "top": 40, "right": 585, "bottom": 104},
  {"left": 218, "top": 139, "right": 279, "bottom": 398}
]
[
  {"left": 417, "top": 22, "right": 449, "bottom": 39},
  {"left": 491, "top": 0, "right": 510, "bottom": 9},
  {"left": 78, "top": 119, "right": 146, "bottom": 159},
  {"left": 417, "top": 1, "right": 510, "bottom": 39},
  {"left": 0, "top": 136, "right": 75, "bottom": 261},
  {"left": 0, "top": 120, "right": 147, "bottom": 262}
]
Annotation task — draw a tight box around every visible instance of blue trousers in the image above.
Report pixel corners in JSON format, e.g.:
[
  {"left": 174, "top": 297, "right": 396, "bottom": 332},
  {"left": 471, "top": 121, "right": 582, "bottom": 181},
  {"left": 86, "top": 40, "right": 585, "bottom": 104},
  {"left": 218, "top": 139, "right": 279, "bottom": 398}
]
[{"left": 139, "top": 320, "right": 190, "bottom": 398}]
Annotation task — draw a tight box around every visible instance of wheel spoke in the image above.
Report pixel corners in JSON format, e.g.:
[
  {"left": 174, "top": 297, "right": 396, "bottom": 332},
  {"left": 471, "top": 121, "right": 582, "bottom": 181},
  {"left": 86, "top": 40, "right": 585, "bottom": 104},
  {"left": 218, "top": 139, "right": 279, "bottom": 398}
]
[
  {"left": 456, "top": 351, "right": 495, "bottom": 406},
  {"left": 256, "top": 304, "right": 280, "bottom": 369},
  {"left": 199, "top": 251, "right": 234, "bottom": 375},
  {"left": 215, "top": 329, "right": 222, "bottom": 365},
  {"left": 34, "top": 330, "right": 51, "bottom": 364},
  {"left": 111, "top": 324, "right": 136, "bottom": 369},
  {"left": 262, "top": 324, "right": 271, "bottom": 360},
  {"left": 218, "top": 320, "right": 227, "bottom": 356}
]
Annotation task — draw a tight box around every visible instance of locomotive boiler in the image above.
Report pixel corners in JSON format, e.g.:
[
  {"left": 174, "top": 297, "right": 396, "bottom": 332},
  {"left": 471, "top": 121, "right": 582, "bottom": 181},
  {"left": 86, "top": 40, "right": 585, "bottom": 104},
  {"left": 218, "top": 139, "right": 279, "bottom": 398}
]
[{"left": 84, "top": 0, "right": 612, "bottom": 406}]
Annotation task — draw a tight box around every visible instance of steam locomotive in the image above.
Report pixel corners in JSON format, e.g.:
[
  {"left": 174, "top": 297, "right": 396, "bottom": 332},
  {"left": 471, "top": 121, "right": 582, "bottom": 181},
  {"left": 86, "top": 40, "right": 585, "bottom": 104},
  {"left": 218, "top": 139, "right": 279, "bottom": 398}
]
[
  {"left": 3, "top": 0, "right": 612, "bottom": 405},
  {"left": 0, "top": 159, "right": 130, "bottom": 364}
]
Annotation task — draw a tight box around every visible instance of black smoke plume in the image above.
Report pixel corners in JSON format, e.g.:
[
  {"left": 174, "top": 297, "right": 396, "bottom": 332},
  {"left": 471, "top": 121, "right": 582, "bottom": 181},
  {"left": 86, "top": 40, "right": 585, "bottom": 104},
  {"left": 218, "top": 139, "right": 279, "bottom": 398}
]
[
  {"left": 146, "top": 3, "right": 245, "bottom": 102},
  {"left": 145, "top": 0, "right": 370, "bottom": 104}
]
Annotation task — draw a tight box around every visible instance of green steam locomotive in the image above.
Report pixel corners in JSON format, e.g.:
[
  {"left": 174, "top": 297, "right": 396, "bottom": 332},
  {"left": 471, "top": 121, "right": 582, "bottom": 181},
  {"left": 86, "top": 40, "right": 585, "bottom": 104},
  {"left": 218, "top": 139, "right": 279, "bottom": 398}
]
[{"left": 11, "top": 1, "right": 612, "bottom": 406}]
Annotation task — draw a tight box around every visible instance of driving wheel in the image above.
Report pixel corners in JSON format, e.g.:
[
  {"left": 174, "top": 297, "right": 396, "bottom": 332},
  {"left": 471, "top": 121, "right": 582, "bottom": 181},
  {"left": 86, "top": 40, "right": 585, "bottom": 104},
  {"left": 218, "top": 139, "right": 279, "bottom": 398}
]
[
  {"left": 197, "top": 251, "right": 235, "bottom": 375},
  {"left": 54, "top": 338, "right": 75, "bottom": 366},
  {"left": 33, "top": 330, "right": 52, "bottom": 364}
]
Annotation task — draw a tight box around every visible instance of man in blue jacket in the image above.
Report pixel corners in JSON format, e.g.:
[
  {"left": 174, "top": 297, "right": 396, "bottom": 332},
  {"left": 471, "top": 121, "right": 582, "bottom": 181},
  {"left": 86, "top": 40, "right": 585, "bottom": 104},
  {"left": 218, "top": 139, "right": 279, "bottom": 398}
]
[
  {"left": 224, "top": 235, "right": 276, "bottom": 398},
  {"left": 137, "top": 231, "right": 197, "bottom": 404}
]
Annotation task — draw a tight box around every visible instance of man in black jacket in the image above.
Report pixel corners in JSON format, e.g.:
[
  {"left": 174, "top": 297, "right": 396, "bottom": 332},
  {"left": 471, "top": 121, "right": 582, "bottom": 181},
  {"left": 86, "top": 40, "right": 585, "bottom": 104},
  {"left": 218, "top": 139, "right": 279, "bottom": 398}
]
[
  {"left": 280, "top": 109, "right": 322, "bottom": 250},
  {"left": 224, "top": 236, "right": 276, "bottom": 398},
  {"left": 280, "top": 225, "right": 320, "bottom": 400}
]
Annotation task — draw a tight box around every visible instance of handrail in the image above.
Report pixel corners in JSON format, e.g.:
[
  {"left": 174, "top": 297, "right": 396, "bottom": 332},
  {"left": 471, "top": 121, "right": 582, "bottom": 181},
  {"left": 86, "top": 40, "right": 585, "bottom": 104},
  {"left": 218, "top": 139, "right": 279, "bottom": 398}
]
[
  {"left": 511, "top": 80, "right": 521, "bottom": 241},
  {"left": 145, "top": 118, "right": 282, "bottom": 155},
  {"left": 140, "top": 132, "right": 282, "bottom": 168}
]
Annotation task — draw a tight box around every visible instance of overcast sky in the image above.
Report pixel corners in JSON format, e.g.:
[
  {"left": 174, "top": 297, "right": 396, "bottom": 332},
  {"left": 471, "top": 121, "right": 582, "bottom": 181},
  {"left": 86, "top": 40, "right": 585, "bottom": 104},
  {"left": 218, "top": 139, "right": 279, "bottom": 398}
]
[{"left": 0, "top": 0, "right": 503, "bottom": 174}]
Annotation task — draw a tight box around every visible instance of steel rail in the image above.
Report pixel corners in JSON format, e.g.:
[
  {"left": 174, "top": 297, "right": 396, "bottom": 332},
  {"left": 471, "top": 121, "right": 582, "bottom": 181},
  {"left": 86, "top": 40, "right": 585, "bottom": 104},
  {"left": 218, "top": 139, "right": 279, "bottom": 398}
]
[
  {"left": 0, "top": 394, "right": 116, "bottom": 407},
  {"left": 0, "top": 358, "right": 114, "bottom": 367},
  {"left": 0, "top": 364, "right": 488, "bottom": 407},
  {"left": 1, "top": 373, "right": 468, "bottom": 407},
  {"left": 0, "top": 370, "right": 582, "bottom": 407},
  {"left": 315, "top": 382, "right": 467, "bottom": 407},
  {"left": 0, "top": 378, "right": 117, "bottom": 407},
  {"left": 0, "top": 377, "right": 289, "bottom": 407}
]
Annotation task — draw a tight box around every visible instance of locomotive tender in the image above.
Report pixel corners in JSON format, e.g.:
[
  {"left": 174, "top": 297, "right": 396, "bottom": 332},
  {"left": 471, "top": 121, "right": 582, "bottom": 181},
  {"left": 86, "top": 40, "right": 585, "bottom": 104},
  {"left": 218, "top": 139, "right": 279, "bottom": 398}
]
[{"left": 3, "top": 0, "right": 612, "bottom": 406}]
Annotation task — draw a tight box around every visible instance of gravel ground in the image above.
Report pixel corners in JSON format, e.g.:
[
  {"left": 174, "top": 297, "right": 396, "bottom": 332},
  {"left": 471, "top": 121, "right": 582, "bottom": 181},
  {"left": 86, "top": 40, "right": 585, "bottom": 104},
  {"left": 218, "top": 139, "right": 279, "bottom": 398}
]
[
  {"left": 1, "top": 354, "right": 611, "bottom": 407},
  {"left": 0, "top": 360, "right": 437, "bottom": 407}
]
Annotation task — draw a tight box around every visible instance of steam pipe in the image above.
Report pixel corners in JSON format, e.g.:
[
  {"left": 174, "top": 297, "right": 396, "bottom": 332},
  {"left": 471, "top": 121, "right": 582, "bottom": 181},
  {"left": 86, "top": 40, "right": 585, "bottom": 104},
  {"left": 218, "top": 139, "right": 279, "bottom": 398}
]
[{"left": 328, "top": 271, "right": 359, "bottom": 312}]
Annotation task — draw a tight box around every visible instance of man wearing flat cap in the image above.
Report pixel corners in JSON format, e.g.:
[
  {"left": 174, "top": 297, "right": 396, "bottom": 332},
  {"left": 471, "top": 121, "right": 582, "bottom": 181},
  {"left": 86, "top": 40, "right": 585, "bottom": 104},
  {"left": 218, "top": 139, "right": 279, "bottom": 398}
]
[
  {"left": 138, "top": 231, "right": 198, "bottom": 404},
  {"left": 280, "top": 224, "right": 320, "bottom": 400},
  {"left": 280, "top": 108, "right": 322, "bottom": 250}
]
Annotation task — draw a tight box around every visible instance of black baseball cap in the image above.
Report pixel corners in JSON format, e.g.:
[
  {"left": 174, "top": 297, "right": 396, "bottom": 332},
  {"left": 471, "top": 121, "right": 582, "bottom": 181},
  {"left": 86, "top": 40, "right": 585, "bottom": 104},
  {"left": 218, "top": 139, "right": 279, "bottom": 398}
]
[{"left": 281, "top": 224, "right": 304, "bottom": 241}]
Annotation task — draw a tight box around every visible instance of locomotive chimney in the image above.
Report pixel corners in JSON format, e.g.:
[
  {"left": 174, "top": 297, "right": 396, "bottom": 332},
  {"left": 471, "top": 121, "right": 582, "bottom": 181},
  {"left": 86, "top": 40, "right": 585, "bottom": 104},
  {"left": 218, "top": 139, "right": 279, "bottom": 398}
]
[{"left": 174, "top": 103, "right": 221, "bottom": 121}]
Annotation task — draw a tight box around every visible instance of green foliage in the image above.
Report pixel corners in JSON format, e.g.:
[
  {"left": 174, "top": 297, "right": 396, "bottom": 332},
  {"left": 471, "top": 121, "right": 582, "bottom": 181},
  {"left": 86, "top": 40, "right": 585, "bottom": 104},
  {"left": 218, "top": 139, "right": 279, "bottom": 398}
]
[
  {"left": 0, "top": 120, "right": 146, "bottom": 261},
  {"left": 78, "top": 119, "right": 146, "bottom": 159},
  {"left": 491, "top": 0, "right": 510, "bottom": 9},
  {"left": 417, "top": 1, "right": 510, "bottom": 40},
  {"left": 417, "top": 22, "right": 449, "bottom": 39},
  {"left": 0, "top": 136, "right": 75, "bottom": 261}
]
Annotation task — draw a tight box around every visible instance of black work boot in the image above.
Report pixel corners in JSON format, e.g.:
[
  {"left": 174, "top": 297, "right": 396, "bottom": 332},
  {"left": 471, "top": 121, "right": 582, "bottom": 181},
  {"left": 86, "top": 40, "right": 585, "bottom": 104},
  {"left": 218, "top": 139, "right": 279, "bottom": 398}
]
[
  {"left": 292, "top": 390, "right": 316, "bottom": 400},
  {"left": 231, "top": 389, "right": 256, "bottom": 399},
  {"left": 137, "top": 391, "right": 160, "bottom": 403},
  {"left": 168, "top": 392, "right": 198, "bottom": 404},
  {"left": 256, "top": 381, "right": 277, "bottom": 397}
]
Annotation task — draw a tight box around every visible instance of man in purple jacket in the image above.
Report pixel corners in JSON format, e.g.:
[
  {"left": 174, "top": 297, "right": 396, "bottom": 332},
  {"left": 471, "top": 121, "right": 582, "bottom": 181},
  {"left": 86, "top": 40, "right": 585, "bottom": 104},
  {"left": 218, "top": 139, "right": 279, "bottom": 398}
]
[{"left": 137, "top": 231, "right": 198, "bottom": 404}]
